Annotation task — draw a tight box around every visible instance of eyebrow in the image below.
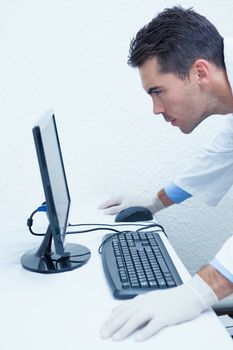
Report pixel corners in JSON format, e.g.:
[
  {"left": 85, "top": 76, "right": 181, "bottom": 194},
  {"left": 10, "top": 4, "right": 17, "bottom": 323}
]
[{"left": 147, "top": 86, "right": 162, "bottom": 95}]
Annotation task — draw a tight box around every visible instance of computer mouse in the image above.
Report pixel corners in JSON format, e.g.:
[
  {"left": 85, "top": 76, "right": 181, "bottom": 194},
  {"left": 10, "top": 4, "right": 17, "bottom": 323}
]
[{"left": 115, "top": 206, "right": 153, "bottom": 222}]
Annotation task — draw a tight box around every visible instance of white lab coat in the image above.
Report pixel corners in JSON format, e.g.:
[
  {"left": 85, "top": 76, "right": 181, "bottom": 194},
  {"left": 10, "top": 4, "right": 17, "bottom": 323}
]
[
  {"left": 173, "top": 37, "right": 233, "bottom": 278},
  {"left": 174, "top": 113, "right": 233, "bottom": 206}
]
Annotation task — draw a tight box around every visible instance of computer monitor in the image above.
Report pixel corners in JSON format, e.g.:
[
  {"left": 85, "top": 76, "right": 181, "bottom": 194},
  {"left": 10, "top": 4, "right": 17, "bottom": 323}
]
[{"left": 21, "top": 109, "right": 91, "bottom": 273}]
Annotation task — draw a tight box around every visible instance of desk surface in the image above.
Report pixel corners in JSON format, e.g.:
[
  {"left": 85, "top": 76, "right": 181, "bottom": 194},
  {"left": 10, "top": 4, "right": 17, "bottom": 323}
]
[{"left": 0, "top": 205, "right": 232, "bottom": 350}]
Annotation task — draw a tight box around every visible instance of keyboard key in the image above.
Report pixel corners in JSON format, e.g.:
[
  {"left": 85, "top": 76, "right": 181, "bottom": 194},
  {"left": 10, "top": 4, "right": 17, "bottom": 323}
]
[
  {"left": 144, "top": 246, "right": 153, "bottom": 253},
  {"left": 139, "top": 232, "right": 147, "bottom": 240},
  {"left": 131, "top": 282, "right": 140, "bottom": 288},
  {"left": 157, "top": 278, "right": 167, "bottom": 287},
  {"left": 149, "top": 280, "right": 158, "bottom": 287},
  {"left": 166, "top": 280, "right": 176, "bottom": 287},
  {"left": 140, "top": 281, "right": 149, "bottom": 288},
  {"left": 157, "top": 258, "right": 169, "bottom": 273},
  {"left": 119, "top": 269, "right": 128, "bottom": 282}
]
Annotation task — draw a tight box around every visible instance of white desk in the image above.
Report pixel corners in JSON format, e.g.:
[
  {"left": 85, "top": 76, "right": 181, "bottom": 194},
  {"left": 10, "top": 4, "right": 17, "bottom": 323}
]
[{"left": 0, "top": 205, "right": 232, "bottom": 350}]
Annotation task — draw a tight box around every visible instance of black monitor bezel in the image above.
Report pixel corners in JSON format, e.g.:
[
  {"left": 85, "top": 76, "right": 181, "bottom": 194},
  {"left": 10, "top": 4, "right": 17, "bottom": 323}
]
[{"left": 32, "top": 110, "right": 70, "bottom": 256}]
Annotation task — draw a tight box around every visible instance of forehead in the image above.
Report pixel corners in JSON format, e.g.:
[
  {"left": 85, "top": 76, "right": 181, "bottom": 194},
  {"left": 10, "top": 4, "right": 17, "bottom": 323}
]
[
  {"left": 139, "top": 57, "right": 161, "bottom": 77},
  {"left": 139, "top": 56, "right": 181, "bottom": 91}
]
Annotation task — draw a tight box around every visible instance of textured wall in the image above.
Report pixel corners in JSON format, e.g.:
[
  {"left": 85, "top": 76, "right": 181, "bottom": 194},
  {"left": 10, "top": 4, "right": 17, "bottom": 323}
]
[{"left": 1, "top": 0, "right": 233, "bottom": 274}]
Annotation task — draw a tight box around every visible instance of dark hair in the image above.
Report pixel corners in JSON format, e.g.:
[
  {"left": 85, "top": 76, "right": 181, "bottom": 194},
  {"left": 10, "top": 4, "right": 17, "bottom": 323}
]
[{"left": 128, "top": 6, "right": 225, "bottom": 78}]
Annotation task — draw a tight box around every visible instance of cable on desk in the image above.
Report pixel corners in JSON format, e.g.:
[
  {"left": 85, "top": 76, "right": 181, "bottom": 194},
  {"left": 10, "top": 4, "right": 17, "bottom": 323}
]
[
  {"left": 68, "top": 222, "right": 156, "bottom": 228},
  {"left": 67, "top": 227, "right": 121, "bottom": 234},
  {"left": 26, "top": 203, "right": 167, "bottom": 240},
  {"left": 26, "top": 205, "right": 122, "bottom": 236}
]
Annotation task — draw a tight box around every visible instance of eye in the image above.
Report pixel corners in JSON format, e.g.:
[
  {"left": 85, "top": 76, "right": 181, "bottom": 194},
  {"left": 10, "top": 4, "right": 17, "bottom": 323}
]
[{"left": 150, "top": 90, "right": 162, "bottom": 97}]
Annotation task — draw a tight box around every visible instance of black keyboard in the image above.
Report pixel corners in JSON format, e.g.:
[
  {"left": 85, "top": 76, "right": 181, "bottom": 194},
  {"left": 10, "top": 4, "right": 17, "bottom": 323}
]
[{"left": 101, "top": 230, "right": 182, "bottom": 299}]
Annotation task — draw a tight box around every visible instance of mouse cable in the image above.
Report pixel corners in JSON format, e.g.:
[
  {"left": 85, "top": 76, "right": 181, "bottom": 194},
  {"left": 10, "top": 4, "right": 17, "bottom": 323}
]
[
  {"left": 98, "top": 223, "right": 167, "bottom": 255},
  {"left": 67, "top": 222, "right": 157, "bottom": 228},
  {"left": 27, "top": 203, "right": 167, "bottom": 238},
  {"left": 67, "top": 227, "right": 121, "bottom": 234},
  {"left": 27, "top": 203, "right": 122, "bottom": 236},
  {"left": 67, "top": 222, "right": 166, "bottom": 236}
]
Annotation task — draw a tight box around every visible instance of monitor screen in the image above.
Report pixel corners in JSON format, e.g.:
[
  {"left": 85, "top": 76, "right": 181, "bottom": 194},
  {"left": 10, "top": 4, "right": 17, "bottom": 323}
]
[
  {"left": 21, "top": 109, "right": 91, "bottom": 273},
  {"left": 33, "top": 110, "right": 70, "bottom": 255}
]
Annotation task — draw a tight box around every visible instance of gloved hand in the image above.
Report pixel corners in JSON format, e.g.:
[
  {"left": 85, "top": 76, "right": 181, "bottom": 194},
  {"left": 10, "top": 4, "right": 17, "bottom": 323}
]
[
  {"left": 100, "top": 274, "right": 218, "bottom": 341},
  {"left": 98, "top": 192, "right": 165, "bottom": 215}
]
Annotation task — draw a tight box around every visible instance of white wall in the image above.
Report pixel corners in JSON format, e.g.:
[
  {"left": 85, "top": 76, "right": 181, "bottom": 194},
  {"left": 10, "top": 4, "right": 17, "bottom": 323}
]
[{"left": 1, "top": 0, "right": 233, "bottom": 274}]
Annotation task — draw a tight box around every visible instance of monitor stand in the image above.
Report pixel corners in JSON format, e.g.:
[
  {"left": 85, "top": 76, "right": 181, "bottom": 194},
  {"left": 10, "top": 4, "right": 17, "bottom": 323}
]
[{"left": 21, "top": 225, "right": 91, "bottom": 273}]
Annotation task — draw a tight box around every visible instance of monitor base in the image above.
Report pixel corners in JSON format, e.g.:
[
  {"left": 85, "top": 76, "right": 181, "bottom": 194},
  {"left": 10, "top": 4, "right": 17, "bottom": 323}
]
[{"left": 21, "top": 243, "right": 91, "bottom": 273}]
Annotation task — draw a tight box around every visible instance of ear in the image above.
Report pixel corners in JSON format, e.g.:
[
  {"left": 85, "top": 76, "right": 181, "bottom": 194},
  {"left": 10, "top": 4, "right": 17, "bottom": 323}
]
[{"left": 192, "top": 59, "right": 211, "bottom": 84}]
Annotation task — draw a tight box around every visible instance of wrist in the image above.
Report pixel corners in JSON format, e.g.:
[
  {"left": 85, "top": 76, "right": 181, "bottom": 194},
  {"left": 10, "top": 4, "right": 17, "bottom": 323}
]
[
  {"left": 187, "top": 274, "right": 218, "bottom": 308},
  {"left": 150, "top": 195, "right": 166, "bottom": 214},
  {"left": 157, "top": 188, "right": 174, "bottom": 207},
  {"left": 198, "top": 264, "right": 233, "bottom": 300}
]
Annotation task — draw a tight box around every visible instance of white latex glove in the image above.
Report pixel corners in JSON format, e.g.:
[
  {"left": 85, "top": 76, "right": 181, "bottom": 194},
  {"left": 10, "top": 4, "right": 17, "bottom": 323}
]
[
  {"left": 100, "top": 274, "right": 218, "bottom": 341},
  {"left": 98, "top": 192, "right": 165, "bottom": 215}
]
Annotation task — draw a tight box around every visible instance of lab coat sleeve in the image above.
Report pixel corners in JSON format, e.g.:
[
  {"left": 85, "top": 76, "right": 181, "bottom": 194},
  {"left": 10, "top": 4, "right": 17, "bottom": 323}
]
[
  {"left": 210, "top": 235, "right": 233, "bottom": 283},
  {"left": 173, "top": 115, "right": 233, "bottom": 206}
]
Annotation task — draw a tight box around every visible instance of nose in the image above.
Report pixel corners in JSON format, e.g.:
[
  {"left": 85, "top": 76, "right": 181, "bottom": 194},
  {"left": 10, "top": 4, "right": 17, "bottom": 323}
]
[{"left": 152, "top": 99, "right": 165, "bottom": 115}]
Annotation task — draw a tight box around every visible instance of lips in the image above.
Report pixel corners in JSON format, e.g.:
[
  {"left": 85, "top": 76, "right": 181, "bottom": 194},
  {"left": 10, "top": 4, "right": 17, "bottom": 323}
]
[{"left": 164, "top": 117, "right": 177, "bottom": 125}]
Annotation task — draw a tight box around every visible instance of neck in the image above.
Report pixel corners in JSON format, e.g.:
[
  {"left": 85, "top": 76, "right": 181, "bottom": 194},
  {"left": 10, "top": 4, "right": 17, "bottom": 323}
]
[{"left": 211, "top": 68, "right": 233, "bottom": 115}]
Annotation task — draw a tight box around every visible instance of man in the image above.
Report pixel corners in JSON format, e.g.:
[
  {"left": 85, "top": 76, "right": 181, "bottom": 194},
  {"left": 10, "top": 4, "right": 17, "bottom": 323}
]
[{"left": 99, "top": 6, "right": 233, "bottom": 342}]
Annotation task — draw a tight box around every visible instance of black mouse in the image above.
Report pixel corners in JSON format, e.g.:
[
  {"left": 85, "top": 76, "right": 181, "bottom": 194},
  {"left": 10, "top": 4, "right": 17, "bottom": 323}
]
[{"left": 115, "top": 206, "right": 153, "bottom": 222}]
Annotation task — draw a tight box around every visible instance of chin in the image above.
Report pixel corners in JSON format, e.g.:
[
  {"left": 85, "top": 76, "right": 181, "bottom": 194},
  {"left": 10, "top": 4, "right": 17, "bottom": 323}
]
[
  {"left": 178, "top": 125, "right": 194, "bottom": 134},
  {"left": 182, "top": 129, "right": 193, "bottom": 134}
]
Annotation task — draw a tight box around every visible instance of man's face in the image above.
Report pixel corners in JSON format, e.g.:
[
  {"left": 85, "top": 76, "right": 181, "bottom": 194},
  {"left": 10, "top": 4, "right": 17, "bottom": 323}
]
[{"left": 139, "top": 57, "right": 209, "bottom": 134}]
